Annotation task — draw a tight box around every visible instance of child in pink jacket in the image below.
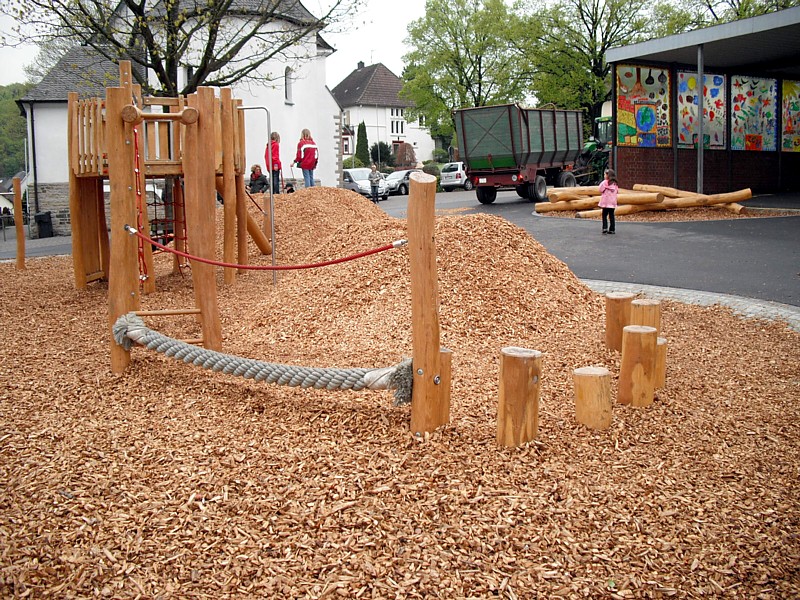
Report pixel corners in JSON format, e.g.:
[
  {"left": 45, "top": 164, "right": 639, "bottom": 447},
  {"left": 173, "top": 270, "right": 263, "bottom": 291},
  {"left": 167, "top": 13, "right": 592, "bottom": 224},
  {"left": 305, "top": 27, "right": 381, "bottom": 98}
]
[{"left": 598, "top": 168, "right": 619, "bottom": 234}]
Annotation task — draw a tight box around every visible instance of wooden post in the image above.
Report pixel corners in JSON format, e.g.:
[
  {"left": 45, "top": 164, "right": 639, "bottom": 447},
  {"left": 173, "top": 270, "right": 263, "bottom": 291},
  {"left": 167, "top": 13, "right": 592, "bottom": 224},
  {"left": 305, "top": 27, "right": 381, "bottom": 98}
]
[
  {"left": 573, "top": 366, "right": 612, "bottom": 430},
  {"left": 630, "top": 298, "right": 661, "bottom": 336},
  {"left": 67, "top": 92, "right": 84, "bottom": 285},
  {"left": 183, "top": 88, "right": 222, "bottom": 351},
  {"left": 497, "top": 347, "right": 541, "bottom": 447},
  {"left": 234, "top": 99, "right": 250, "bottom": 269},
  {"left": 618, "top": 325, "right": 658, "bottom": 407},
  {"left": 13, "top": 177, "right": 24, "bottom": 270},
  {"left": 408, "top": 171, "right": 449, "bottom": 434},
  {"left": 605, "top": 292, "right": 635, "bottom": 351},
  {"left": 220, "top": 89, "right": 237, "bottom": 285},
  {"left": 106, "top": 86, "right": 141, "bottom": 372},
  {"left": 655, "top": 337, "right": 667, "bottom": 389}
]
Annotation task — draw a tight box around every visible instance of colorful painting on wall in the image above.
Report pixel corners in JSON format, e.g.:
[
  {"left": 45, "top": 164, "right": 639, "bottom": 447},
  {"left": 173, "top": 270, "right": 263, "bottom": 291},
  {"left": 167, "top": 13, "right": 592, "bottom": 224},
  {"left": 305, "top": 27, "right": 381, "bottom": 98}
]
[
  {"left": 731, "top": 76, "right": 777, "bottom": 151},
  {"left": 616, "top": 65, "right": 671, "bottom": 147},
  {"left": 781, "top": 80, "right": 800, "bottom": 153},
  {"left": 677, "top": 72, "right": 726, "bottom": 149}
]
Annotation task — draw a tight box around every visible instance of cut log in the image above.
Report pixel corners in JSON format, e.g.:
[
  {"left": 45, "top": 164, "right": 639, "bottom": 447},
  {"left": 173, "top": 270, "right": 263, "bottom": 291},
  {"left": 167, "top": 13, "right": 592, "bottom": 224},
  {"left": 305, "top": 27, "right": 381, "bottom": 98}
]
[
  {"left": 573, "top": 366, "right": 612, "bottom": 430},
  {"left": 618, "top": 325, "right": 658, "bottom": 407},
  {"left": 655, "top": 337, "right": 667, "bottom": 389},
  {"left": 497, "top": 347, "right": 542, "bottom": 447},
  {"left": 576, "top": 188, "right": 752, "bottom": 218},
  {"left": 539, "top": 192, "right": 665, "bottom": 211},
  {"left": 718, "top": 202, "right": 748, "bottom": 214},
  {"left": 605, "top": 292, "right": 635, "bottom": 351},
  {"left": 630, "top": 298, "right": 661, "bottom": 336}
]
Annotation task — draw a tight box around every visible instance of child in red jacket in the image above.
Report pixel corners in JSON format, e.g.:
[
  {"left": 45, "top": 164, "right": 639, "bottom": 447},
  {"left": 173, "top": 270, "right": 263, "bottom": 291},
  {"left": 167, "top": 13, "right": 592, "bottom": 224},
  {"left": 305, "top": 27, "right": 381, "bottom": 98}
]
[
  {"left": 295, "top": 129, "right": 318, "bottom": 188},
  {"left": 266, "top": 131, "right": 281, "bottom": 194}
]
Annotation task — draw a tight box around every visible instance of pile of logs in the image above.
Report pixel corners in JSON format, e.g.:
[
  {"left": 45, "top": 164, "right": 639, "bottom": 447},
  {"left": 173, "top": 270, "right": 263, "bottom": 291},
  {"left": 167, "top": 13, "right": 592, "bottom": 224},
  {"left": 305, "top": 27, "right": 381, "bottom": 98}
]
[{"left": 534, "top": 184, "right": 753, "bottom": 217}]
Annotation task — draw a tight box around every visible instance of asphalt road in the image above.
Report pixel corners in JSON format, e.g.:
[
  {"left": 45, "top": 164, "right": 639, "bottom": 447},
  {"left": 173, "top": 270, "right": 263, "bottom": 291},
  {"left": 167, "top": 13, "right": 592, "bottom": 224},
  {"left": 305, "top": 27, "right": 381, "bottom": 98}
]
[{"left": 380, "top": 188, "right": 800, "bottom": 307}]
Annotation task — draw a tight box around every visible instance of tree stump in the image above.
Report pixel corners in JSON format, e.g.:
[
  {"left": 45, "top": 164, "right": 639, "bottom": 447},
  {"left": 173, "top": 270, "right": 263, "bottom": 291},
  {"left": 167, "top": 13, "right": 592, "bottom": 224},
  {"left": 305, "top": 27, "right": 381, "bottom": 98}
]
[
  {"left": 655, "top": 337, "right": 667, "bottom": 389},
  {"left": 573, "top": 366, "right": 612, "bottom": 430},
  {"left": 630, "top": 299, "right": 661, "bottom": 336},
  {"left": 497, "top": 347, "right": 541, "bottom": 447},
  {"left": 605, "top": 292, "right": 635, "bottom": 351},
  {"left": 618, "top": 325, "right": 658, "bottom": 407}
]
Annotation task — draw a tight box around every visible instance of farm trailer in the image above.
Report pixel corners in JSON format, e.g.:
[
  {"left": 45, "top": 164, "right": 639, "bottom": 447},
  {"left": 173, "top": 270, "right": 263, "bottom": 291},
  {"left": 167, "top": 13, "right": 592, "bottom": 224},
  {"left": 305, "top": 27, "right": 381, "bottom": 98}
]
[{"left": 453, "top": 103, "right": 586, "bottom": 204}]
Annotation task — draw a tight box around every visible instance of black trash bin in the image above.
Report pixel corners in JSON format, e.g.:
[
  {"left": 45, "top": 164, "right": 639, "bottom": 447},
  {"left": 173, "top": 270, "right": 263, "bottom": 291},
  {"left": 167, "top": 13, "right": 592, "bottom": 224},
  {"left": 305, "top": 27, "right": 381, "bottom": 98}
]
[{"left": 35, "top": 211, "right": 53, "bottom": 238}]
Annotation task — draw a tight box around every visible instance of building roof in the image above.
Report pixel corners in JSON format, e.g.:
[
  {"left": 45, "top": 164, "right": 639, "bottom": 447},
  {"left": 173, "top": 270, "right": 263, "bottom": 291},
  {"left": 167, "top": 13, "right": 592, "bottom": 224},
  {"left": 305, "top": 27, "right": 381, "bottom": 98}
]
[
  {"left": 19, "top": 46, "right": 122, "bottom": 103},
  {"left": 331, "top": 62, "right": 411, "bottom": 109},
  {"left": 606, "top": 7, "right": 800, "bottom": 79},
  {"left": 149, "top": 0, "right": 317, "bottom": 24}
]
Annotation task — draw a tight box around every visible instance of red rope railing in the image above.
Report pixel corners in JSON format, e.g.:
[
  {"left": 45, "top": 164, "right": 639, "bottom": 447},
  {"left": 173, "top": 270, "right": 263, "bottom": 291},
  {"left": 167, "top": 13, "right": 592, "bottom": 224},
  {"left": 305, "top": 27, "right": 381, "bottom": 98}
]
[{"left": 124, "top": 225, "right": 407, "bottom": 271}]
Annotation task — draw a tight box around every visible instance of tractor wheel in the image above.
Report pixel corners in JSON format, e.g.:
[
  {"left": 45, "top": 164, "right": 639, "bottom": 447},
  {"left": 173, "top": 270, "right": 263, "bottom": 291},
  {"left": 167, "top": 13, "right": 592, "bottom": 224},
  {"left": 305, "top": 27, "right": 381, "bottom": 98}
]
[
  {"left": 557, "top": 171, "right": 577, "bottom": 188},
  {"left": 476, "top": 187, "right": 497, "bottom": 204},
  {"left": 515, "top": 184, "right": 529, "bottom": 199},
  {"left": 530, "top": 175, "right": 548, "bottom": 202}
]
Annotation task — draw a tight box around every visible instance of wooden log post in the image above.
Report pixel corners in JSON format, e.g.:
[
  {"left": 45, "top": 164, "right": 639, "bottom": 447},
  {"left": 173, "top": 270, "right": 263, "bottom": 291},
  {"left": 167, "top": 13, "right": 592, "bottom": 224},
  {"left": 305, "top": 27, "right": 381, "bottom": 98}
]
[
  {"left": 630, "top": 298, "right": 661, "bottom": 336},
  {"left": 220, "top": 88, "right": 237, "bottom": 285},
  {"left": 183, "top": 88, "right": 222, "bottom": 351},
  {"left": 497, "top": 347, "right": 542, "bottom": 447},
  {"left": 13, "top": 177, "right": 25, "bottom": 270},
  {"left": 618, "top": 325, "right": 658, "bottom": 407},
  {"left": 408, "top": 171, "right": 450, "bottom": 435},
  {"left": 572, "top": 366, "right": 612, "bottom": 430},
  {"left": 106, "top": 85, "right": 141, "bottom": 372},
  {"left": 655, "top": 337, "right": 667, "bottom": 389},
  {"left": 605, "top": 292, "right": 635, "bottom": 351}
]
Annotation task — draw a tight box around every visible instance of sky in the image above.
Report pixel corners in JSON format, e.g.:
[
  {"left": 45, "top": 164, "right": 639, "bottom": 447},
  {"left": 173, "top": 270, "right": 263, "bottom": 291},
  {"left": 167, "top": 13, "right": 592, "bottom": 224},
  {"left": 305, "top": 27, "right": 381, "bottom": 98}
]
[{"left": 0, "top": 1, "right": 428, "bottom": 88}]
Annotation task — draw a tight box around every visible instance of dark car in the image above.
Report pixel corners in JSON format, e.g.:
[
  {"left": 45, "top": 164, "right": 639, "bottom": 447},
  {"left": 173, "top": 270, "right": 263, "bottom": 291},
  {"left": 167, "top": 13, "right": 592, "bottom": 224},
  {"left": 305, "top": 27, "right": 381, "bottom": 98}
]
[{"left": 385, "top": 169, "right": 422, "bottom": 195}]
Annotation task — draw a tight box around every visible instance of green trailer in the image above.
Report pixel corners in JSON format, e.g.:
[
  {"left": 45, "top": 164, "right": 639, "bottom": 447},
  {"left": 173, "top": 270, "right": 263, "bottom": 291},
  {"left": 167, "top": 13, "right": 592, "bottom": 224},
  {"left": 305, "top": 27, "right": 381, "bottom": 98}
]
[{"left": 453, "top": 103, "right": 584, "bottom": 204}]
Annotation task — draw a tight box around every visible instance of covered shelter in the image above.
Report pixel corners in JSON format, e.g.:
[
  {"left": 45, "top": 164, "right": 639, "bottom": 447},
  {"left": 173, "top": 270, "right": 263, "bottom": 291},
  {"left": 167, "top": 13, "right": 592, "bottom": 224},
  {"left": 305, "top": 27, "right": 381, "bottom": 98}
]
[{"left": 605, "top": 7, "right": 800, "bottom": 194}]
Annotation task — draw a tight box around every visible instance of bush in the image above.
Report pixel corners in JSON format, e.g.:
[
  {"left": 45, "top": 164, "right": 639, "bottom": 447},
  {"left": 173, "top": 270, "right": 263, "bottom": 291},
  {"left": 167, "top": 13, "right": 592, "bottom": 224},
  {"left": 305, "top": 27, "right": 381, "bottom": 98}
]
[
  {"left": 422, "top": 163, "right": 440, "bottom": 178},
  {"left": 432, "top": 148, "right": 449, "bottom": 163},
  {"left": 343, "top": 155, "right": 364, "bottom": 169}
]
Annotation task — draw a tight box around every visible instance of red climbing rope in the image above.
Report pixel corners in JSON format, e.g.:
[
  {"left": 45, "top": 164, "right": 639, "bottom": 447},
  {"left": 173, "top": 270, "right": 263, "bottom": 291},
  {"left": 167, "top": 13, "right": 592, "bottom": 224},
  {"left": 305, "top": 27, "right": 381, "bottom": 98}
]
[{"left": 124, "top": 225, "right": 407, "bottom": 270}]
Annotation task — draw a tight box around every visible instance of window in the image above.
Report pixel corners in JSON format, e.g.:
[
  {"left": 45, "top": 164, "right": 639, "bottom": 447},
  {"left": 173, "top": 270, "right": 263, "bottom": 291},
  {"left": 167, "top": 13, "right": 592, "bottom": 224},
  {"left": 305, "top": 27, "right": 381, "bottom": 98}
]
[{"left": 285, "top": 67, "right": 293, "bottom": 104}]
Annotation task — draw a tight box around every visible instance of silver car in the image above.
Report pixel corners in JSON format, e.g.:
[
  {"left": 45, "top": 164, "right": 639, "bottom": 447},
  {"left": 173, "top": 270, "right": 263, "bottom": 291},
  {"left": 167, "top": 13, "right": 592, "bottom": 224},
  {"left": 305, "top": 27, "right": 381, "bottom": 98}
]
[
  {"left": 440, "top": 161, "right": 474, "bottom": 191},
  {"left": 342, "top": 168, "right": 389, "bottom": 201},
  {"left": 384, "top": 169, "right": 422, "bottom": 195}
]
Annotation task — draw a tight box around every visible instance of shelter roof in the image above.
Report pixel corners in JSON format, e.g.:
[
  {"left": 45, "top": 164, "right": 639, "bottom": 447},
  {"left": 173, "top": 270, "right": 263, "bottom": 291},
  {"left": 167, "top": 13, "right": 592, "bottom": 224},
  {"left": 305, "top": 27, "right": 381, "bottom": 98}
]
[{"left": 606, "top": 7, "right": 800, "bottom": 79}]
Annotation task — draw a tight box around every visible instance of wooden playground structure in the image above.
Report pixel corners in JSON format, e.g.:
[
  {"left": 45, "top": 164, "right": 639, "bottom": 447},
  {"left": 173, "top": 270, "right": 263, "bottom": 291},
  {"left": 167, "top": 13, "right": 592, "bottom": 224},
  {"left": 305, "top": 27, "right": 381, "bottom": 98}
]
[{"left": 67, "top": 61, "right": 272, "bottom": 372}]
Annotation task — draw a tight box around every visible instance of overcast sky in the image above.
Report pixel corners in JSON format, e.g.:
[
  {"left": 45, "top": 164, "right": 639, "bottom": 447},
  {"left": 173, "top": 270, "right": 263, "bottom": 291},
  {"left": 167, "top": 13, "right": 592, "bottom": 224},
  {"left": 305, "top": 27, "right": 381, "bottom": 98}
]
[{"left": 0, "top": 1, "right": 428, "bottom": 87}]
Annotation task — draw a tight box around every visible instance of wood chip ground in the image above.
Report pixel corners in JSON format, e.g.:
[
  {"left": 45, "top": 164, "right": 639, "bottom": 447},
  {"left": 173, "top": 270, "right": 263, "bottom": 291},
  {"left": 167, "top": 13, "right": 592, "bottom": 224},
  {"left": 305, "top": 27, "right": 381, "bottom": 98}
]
[{"left": 1, "top": 188, "right": 798, "bottom": 598}]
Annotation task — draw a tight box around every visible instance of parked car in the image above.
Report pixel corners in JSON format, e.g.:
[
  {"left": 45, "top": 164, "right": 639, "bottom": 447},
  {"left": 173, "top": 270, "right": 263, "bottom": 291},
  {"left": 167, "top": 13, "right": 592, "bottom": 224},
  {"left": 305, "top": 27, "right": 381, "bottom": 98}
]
[
  {"left": 440, "top": 161, "right": 473, "bottom": 191},
  {"left": 385, "top": 169, "right": 422, "bottom": 195},
  {"left": 342, "top": 168, "right": 388, "bottom": 201}
]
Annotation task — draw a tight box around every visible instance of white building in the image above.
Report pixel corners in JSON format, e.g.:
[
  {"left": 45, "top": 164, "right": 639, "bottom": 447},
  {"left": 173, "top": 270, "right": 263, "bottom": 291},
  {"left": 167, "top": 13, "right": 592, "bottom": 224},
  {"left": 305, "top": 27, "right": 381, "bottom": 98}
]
[{"left": 331, "top": 62, "right": 435, "bottom": 167}]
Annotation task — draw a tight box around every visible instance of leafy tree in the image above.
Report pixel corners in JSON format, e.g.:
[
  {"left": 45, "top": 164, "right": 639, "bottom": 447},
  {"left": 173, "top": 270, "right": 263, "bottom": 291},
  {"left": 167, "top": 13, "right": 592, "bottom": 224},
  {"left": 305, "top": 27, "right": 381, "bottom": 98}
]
[
  {"left": 370, "top": 142, "right": 395, "bottom": 168},
  {"left": 1, "top": 0, "right": 358, "bottom": 95},
  {"left": 0, "top": 84, "right": 31, "bottom": 177},
  {"left": 355, "top": 121, "right": 370, "bottom": 165},
  {"left": 648, "top": 0, "right": 800, "bottom": 36},
  {"left": 524, "top": 0, "right": 650, "bottom": 130},
  {"left": 401, "top": 0, "right": 531, "bottom": 140}
]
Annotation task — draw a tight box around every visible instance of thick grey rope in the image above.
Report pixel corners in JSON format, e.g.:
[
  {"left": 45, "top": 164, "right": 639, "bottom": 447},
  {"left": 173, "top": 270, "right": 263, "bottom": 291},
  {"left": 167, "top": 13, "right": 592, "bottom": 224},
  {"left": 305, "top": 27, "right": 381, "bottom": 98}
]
[{"left": 113, "top": 312, "right": 413, "bottom": 405}]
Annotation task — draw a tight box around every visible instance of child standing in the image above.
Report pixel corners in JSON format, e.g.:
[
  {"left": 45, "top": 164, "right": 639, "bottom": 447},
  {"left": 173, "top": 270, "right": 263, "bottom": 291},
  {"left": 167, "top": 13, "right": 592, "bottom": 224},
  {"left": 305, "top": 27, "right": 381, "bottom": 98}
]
[
  {"left": 294, "top": 129, "right": 318, "bottom": 188},
  {"left": 598, "top": 168, "right": 619, "bottom": 234},
  {"left": 266, "top": 132, "right": 281, "bottom": 194},
  {"left": 368, "top": 164, "right": 381, "bottom": 203}
]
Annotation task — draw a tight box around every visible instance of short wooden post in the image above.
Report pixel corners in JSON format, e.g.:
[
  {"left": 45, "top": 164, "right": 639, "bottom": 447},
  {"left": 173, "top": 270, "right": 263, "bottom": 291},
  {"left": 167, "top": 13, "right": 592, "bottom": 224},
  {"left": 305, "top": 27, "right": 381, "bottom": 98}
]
[
  {"left": 408, "top": 171, "right": 448, "bottom": 435},
  {"left": 630, "top": 298, "right": 661, "bottom": 336},
  {"left": 497, "top": 347, "right": 541, "bottom": 447},
  {"left": 605, "top": 292, "right": 635, "bottom": 351},
  {"left": 618, "top": 325, "right": 658, "bottom": 407},
  {"left": 655, "top": 337, "right": 667, "bottom": 389},
  {"left": 13, "top": 177, "right": 25, "bottom": 271},
  {"left": 573, "top": 366, "right": 612, "bottom": 430}
]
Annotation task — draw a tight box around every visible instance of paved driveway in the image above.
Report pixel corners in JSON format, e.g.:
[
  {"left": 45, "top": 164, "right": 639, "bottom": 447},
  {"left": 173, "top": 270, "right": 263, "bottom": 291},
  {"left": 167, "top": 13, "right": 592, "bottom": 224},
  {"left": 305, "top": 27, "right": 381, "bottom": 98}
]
[{"left": 382, "top": 189, "right": 800, "bottom": 307}]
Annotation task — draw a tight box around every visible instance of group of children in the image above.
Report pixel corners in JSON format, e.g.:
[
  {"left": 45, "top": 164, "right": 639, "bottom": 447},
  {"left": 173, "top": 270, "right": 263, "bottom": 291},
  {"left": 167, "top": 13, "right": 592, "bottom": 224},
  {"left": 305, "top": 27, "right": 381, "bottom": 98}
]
[{"left": 248, "top": 128, "right": 319, "bottom": 195}]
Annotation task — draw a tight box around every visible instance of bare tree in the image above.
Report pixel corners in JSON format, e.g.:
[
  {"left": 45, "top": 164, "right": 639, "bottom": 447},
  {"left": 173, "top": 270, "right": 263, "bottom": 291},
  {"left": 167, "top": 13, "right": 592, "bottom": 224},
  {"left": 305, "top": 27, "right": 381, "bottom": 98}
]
[{"left": 1, "top": 0, "right": 360, "bottom": 95}]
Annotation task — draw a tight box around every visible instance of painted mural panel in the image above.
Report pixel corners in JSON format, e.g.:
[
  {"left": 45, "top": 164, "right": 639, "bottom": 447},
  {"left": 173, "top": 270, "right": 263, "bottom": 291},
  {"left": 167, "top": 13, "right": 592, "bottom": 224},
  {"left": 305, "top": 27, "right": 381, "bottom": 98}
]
[
  {"left": 782, "top": 80, "right": 800, "bottom": 152},
  {"left": 616, "top": 65, "right": 671, "bottom": 147},
  {"left": 731, "top": 76, "right": 777, "bottom": 151},
  {"left": 677, "top": 72, "right": 726, "bottom": 149}
]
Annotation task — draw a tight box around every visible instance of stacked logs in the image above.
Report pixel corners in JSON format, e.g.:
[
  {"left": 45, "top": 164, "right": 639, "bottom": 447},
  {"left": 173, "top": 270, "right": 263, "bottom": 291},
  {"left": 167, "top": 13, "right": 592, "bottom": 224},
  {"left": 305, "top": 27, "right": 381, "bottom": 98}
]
[{"left": 534, "top": 184, "right": 752, "bottom": 216}]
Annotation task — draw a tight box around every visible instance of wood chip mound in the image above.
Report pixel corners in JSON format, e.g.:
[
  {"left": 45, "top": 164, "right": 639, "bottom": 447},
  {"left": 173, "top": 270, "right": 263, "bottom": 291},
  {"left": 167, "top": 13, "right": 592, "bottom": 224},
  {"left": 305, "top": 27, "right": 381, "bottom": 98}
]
[{"left": 1, "top": 187, "right": 798, "bottom": 598}]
